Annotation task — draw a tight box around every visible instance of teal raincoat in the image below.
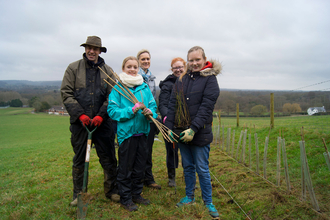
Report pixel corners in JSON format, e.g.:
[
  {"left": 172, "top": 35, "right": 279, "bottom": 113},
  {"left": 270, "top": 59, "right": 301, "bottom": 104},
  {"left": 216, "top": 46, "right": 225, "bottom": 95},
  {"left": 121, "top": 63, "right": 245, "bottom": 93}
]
[{"left": 107, "top": 82, "right": 157, "bottom": 145}]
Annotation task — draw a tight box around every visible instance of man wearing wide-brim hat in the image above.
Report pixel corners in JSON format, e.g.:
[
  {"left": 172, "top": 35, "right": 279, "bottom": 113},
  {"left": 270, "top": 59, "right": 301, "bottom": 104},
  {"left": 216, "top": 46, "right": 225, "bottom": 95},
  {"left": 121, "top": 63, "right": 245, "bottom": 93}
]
[{"left": 61, "top": 36, "right": 119, "bottom": 206}]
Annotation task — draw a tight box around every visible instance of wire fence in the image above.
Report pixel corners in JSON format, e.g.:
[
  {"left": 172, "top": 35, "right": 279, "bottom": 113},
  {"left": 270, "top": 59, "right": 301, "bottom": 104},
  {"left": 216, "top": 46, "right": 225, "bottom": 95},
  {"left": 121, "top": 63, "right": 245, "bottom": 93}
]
[{"left": 210, "top": 115, "right": 330, "bottom": 218}]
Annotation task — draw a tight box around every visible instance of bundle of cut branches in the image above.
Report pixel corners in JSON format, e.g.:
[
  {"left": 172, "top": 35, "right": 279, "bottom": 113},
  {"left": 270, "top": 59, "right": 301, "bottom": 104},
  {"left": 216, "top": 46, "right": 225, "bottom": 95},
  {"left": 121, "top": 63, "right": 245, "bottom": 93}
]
[{"left": 98, "top": 67, "right": 178, "bottom": 142}]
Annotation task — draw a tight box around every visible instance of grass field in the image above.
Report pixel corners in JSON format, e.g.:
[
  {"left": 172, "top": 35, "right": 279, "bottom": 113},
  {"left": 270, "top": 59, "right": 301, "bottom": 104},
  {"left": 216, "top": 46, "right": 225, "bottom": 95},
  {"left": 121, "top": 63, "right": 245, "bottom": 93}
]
[{"left": 0, "top": 108, "right": 329, "bottom": 219}]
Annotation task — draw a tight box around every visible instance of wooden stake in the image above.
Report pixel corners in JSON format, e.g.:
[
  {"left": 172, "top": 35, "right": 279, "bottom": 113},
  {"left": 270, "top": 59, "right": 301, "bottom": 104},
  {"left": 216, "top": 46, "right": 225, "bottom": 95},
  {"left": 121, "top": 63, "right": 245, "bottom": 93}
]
[{"left": 301, "top": 126, "right": 305, "bottom": 142}]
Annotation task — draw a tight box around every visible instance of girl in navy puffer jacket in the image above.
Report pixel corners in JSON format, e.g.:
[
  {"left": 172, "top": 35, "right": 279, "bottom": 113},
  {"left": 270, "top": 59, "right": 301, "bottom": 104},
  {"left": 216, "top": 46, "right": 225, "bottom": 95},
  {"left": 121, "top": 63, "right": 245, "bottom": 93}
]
[{"left": 165, "top": 46, "right": 221, "bottom": 219}]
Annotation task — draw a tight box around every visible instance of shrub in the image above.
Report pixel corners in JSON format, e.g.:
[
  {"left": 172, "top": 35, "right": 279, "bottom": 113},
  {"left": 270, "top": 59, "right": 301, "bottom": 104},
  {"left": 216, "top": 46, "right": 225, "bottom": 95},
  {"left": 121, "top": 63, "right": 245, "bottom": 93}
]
[{"left": 250, "top": 105, "right": 267, "bottom": 116}]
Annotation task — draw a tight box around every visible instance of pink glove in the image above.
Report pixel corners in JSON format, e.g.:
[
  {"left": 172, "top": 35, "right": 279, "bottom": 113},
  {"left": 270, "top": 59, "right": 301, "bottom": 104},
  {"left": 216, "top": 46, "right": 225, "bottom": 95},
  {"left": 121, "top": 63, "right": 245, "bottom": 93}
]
[
  {"left": 91, "top": 116, "right": 103, "bottom": 127},
  {"left": 132, "top": 102, "right": 146, "bottom": 114},
  {"left": 163, "top": 116, "right": 167, "bottom": 124},
  {"left": 79, "top": 114, "right": 91, "bottom": 127}
]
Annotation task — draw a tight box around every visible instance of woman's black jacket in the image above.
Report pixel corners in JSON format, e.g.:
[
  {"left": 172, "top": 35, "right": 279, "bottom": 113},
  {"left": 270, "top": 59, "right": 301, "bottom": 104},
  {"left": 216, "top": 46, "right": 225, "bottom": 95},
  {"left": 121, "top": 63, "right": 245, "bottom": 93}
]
[
  {"left": 158, "top": 74, "right": 177, "bottom": 120},
  {"left": 165, "top": 60, "right": 221, "bottom": 146}
]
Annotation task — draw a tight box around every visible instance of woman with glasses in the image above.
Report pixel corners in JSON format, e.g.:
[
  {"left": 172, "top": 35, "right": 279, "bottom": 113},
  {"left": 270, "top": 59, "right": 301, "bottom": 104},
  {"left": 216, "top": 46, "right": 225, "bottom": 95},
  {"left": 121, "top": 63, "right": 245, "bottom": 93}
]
[{"left": 158, "top": 57, "right": 186, "bottom": 187}]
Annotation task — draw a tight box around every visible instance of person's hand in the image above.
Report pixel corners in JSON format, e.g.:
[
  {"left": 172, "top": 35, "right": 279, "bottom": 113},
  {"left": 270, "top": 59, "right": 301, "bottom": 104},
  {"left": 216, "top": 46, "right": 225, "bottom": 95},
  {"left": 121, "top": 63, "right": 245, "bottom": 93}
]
[
  {"left": 91, "top": 116, "right": 103, "bottom": 127},
  {"left": 168, "top": 130, "right": 178, "bottom": 143},
  {"left": 163, "top": 116, "right": 167, "bottom": 124},
  {"left": 179, "top": 128, "right": 195, "bottom": 142},
  {"left": 142, "top": 108, "right": 153, "bottom": 119},
  {"left": 132, "top": 102, "right": 146, "bottom": 114},
  {"left": 79, "top": 114, "right": 91, "bottom": 127}
]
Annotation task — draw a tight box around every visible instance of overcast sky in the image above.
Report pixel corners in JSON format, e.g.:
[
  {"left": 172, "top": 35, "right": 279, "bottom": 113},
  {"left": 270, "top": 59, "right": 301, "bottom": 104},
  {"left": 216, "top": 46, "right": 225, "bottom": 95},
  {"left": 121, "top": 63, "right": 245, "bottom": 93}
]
[{"left": 0, "top": 0, "right": 329, "bottom": 91}]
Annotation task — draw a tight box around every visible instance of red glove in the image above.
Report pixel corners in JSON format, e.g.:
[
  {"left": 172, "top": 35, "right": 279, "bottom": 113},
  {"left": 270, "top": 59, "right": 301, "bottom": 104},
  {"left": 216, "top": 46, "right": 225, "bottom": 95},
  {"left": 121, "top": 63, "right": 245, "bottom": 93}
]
[
  {"left": 91, "top": 116, "right": 103, "bottom": 127},
  {"left": 79, "top": 114, "right": 91, "bottom": 127}
]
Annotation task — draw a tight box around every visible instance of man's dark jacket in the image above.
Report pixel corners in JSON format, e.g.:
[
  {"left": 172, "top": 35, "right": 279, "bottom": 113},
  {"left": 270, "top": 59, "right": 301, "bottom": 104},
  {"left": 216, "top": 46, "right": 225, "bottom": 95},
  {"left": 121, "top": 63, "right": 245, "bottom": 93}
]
[{"left": 61, "top": 54, "right": 115, "bottom": 124}]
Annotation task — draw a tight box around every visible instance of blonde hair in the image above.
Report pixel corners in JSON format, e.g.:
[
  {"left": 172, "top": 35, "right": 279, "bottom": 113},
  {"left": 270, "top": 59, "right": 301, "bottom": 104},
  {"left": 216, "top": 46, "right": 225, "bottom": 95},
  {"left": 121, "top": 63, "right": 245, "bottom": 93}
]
[
  {"left": 137, "top": 49, "right": 151, "bottom": 60},
  {"left": 179, "top": 46, "right": 206, "bottom": 81},
  {"left": 187, "top": 46, "right": 206, "bottom": 60},
  {"left": 121, "top": 56, "right": 139, "bottom": 70}
]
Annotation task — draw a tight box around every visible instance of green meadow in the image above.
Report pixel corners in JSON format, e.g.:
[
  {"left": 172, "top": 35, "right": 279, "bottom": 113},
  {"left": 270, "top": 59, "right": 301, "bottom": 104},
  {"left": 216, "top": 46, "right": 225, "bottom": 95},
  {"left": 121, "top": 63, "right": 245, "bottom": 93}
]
[{"left": 0, "top": 108, "right": 329, "bottom": 219}]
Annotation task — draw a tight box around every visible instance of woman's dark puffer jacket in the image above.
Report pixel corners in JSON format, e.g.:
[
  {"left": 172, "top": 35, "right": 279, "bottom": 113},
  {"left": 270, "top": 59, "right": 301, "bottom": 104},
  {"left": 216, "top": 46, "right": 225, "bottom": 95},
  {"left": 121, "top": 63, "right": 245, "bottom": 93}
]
[
  {"left": 165, "top": 60, "right": 221, "bottom": 146},
  {"left": 158, "top": 74, "right": 177, "bottom": 120}
]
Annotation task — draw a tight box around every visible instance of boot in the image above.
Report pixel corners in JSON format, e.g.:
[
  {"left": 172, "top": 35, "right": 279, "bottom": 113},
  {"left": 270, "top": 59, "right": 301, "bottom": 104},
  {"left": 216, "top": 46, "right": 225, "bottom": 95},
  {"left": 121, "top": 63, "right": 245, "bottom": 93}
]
[
  {"left": 168, "top": 168, "right": 176, "bottom": 187},
  {"left": 71, "top": 167, "right": 85, "bottom": 206},
  {"left": 104, "top": 168, "right": 120, "bottom": 202}
]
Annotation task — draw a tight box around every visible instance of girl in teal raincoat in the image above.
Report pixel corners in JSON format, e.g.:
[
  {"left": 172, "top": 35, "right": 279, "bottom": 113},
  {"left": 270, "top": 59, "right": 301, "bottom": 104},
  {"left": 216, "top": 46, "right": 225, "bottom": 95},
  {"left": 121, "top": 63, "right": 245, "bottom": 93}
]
[{"left": 107, "top": 56, "right": 157, "bottom": 212}]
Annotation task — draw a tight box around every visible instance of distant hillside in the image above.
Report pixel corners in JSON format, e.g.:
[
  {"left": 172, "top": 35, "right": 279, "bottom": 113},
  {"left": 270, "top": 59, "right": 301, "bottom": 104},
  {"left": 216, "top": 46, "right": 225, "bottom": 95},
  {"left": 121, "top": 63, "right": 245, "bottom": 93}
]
[
  {"left": 0, "top": 80, "right": 294, "bottom": 93},
  {"left": 0, "top": 80, "right": 62, "bottom": 87},
  {"left": 0, "top": 80, "right": 62, "bottom": 93}
]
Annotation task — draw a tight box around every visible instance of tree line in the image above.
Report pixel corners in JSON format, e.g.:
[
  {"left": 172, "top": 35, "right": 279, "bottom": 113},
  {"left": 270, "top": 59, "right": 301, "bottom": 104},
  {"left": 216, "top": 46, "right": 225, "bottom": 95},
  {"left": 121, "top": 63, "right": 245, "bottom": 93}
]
[
  {"left": 215, "top": 90, "right": 330, "bottom": 115},
  {"left": 1, "top": 87, "right": 329, "bottom": 115}
]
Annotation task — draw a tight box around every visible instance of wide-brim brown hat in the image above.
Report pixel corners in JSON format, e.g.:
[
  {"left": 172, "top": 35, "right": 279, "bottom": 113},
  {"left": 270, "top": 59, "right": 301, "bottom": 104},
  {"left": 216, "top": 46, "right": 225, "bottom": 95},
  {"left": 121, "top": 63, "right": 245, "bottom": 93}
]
[{"left": 80, "top": 36, "right": 107, "bottom": 53}]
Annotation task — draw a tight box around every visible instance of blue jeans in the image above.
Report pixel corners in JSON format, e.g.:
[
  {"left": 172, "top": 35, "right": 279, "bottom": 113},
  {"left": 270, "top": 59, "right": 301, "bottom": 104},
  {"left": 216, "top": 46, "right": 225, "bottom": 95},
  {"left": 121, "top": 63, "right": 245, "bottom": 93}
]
[{"left": 178, "top": 143, "right": 212, "bottom": 204}]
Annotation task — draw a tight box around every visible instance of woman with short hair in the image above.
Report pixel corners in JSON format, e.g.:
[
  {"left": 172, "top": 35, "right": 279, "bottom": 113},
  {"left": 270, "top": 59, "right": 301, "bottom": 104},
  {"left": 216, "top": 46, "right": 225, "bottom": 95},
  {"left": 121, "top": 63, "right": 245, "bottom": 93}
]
[{"left": 137, "top": 49, "right": 162, "bottom": 190}]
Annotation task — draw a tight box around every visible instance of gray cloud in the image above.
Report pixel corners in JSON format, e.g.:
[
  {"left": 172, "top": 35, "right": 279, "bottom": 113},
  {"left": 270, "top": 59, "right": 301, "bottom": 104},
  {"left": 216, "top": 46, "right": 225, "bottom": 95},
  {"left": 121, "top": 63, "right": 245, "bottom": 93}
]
[{"left": 0, "top": 0, "right": 329, "bottom": 90}]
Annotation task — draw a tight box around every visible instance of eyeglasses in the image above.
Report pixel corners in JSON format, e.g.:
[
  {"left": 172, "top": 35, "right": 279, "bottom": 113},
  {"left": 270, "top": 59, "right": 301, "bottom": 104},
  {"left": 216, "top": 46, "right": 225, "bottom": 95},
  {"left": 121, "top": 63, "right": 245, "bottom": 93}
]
[{"left": 172, "top": 66, "right": 184, "bottom": 70}]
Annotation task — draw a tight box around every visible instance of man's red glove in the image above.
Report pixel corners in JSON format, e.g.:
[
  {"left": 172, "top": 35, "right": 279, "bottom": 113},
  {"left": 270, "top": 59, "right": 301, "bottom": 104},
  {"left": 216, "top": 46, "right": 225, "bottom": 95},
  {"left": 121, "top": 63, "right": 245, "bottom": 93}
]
[
  {"left": 79, "top": 114, "right": 91, "bottom": 127},
  {"left": 91, "top": 116, "right": 103, "bottom": 127}
]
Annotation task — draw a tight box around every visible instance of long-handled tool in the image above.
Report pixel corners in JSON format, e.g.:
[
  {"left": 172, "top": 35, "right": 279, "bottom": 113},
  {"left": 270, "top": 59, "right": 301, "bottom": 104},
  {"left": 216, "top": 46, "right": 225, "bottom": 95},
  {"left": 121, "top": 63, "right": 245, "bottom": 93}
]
[{"left": 77, "top": 126, "right": 97, "bottom": 219}]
